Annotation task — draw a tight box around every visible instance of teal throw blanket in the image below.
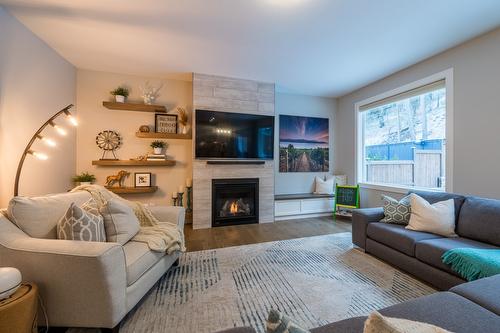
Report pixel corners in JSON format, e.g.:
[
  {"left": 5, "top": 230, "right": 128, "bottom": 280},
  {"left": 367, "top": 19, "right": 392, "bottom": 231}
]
[{"left": 442, "top": 248, "right": 500, "bottom": 281}]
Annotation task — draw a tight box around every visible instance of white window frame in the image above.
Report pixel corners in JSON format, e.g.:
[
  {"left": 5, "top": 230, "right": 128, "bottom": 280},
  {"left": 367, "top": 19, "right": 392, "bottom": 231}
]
[{"left": 355, "top": 68, "right": 454, "bottom": 194}]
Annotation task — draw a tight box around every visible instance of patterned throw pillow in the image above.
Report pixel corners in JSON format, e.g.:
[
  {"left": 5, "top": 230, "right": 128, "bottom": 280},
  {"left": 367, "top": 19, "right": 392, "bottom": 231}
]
[
  {"left": 57, "top": 199, "right": 106, "bottom": 242},
  {"left": 266, "top": 309, "right": 310, "bottom": 333},
  {"left": 380, "top": 195, "right": 411, "bottom": 225}
]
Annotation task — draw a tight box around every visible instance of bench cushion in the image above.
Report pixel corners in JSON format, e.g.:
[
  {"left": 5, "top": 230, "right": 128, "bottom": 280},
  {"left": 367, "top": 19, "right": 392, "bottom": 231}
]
[
  {"left": 367, "top": 223, "right": 442, "bottom": 256},
  {"left": 415, "top": 237, "right": 497, "bottom": 276},
  {"left": 457, "top": 197, "right": 500, "bottom": 246},
  {"left": 450, "top": 275, "right": 500, "bottom": 315},
  {"left": 123, "top": 240, "right": 165, "bottom": 286}
]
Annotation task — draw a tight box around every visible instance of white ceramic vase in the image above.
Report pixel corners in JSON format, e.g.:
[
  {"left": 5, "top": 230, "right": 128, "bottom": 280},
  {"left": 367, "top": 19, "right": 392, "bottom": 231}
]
[
  {"left": 115, "top": 95, "right": 125, "bottom": 103},
  {"left": 79, "top": 182, "right": 92, "bottom": 186},
  {"left": 153, "top": 147, "right": 163, "bottom": 155}
]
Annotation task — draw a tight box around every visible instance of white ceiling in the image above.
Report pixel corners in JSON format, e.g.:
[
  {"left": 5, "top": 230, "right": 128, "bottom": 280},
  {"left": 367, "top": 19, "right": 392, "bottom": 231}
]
[{"left": 2, "top": 0, "right": 500, "bottom": 97}]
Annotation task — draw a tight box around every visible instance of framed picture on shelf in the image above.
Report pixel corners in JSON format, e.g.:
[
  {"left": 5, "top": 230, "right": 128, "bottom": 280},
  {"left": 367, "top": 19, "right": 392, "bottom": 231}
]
[
  {"left": 155, "top": 114, "right": 178, "bottom": 134},
  {"left": 134, "top": 172, "right": 152, "bottom": 187}
]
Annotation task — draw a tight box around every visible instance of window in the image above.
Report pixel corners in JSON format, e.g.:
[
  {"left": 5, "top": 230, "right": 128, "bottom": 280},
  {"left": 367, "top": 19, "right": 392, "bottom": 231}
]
[{"left": 357, "top": 78, "right": 448, "bottom": 191}]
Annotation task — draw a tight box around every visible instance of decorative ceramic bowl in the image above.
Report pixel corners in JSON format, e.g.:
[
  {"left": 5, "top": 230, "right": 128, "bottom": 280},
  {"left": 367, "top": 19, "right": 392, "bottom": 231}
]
[{"left": 0, "top": 267, "right": 22, "bottom": 300}]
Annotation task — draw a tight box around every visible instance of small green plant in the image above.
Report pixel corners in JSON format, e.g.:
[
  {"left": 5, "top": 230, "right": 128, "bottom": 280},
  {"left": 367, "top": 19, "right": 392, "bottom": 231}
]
[
  {"left": 150, "top": 140, "right": 167, "bottom": 149},
  {"left": 72, "top": 172, "right": 96, "bottom": 183},
  {"left": 110, "top": 86, "right": 129, "bottom": 97}
]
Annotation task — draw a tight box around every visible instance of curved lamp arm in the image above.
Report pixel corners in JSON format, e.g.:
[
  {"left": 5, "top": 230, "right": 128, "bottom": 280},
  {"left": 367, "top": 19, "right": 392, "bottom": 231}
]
[{"left": 14, "top": 104, "right": 74, "bottom": 196}]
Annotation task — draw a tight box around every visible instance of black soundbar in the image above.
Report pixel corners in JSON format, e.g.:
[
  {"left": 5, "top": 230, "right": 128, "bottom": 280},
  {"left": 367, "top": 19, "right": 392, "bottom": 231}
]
[{"left": 206, "top": 160, "right": 266, "bottom": 165}]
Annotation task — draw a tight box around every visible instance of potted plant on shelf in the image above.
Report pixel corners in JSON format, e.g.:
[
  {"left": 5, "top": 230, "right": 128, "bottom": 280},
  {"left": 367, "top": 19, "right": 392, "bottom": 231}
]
[
  {"left": 150, "top": 140, "right": 167, "bottom": 155},
  {"left": 72, "top": 172, "right": 96, "bottom": 186},
  {"left": 110, "top": 86, "right": 129, "bottom": 103}
]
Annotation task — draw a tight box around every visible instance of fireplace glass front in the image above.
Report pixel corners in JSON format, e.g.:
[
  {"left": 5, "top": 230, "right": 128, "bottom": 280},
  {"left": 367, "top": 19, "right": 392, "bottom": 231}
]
[{"left": 212, "top": 178, "right": 259, "bottom": 227}]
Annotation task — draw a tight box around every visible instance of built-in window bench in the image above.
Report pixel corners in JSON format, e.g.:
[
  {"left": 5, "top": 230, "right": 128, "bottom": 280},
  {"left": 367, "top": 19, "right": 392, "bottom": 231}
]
[{"left": 274, "top": 193, "right": 335, "bottom": 220}]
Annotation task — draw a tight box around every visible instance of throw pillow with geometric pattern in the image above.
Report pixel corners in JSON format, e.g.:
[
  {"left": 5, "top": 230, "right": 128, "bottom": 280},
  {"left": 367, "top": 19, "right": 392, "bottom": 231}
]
[
  {"left": 57, "top": 198, "right": 106, "bottom": 241},
  {"left": 380, "top": 195, "right": 411, "bottom": 225}
]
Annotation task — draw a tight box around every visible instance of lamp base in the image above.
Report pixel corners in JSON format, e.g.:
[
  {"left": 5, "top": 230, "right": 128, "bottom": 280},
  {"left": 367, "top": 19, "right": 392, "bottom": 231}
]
[{"left": 0, "top": 267, "right": 22, "bottom": 300}]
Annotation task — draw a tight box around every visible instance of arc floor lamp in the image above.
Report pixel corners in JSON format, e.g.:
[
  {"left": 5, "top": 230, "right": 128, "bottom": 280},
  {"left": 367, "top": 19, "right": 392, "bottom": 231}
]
[{"left": 13, "top": 104, "right": 77, "bottom": 196}]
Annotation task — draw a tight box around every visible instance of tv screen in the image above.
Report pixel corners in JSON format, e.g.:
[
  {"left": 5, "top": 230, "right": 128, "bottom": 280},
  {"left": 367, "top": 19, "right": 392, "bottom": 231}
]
[{"left": 195, "top": 109, "right": 274, "bottom": 159}]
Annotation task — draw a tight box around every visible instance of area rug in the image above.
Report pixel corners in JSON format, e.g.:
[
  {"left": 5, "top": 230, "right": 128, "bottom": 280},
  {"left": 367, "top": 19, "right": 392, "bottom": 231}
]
[{"left": 73, "top": 233, "right": 436, "bottom": 333}]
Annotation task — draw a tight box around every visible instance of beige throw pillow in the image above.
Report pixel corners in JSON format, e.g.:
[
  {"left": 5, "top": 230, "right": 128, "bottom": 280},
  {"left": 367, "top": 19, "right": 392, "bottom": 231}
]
[
  {"left": 100, "top": 199, "right": 140, "bottom": 245},
  {"left": 325, "top": 174, "right": 347, "bottom": 186},
  {"left": 8, "top": 191, "right": 92, "bottom": 239},
  {"left": 406, "top": 194, "right": 457, "bottom": 237},
  {"left": 57, "top": 199, "right": 106, "bottom": 242},
  {"left": 314, "top": 176, "right": 334, "bottom": 194},
  {"left": 364, "top": 311, "right": 453, "bottom": 333}
]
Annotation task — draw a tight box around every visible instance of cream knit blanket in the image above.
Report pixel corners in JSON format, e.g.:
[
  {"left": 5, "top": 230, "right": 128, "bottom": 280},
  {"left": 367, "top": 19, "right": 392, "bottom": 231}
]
[{"left": 71, "top": 185, "right": 185, "bottom": 254}]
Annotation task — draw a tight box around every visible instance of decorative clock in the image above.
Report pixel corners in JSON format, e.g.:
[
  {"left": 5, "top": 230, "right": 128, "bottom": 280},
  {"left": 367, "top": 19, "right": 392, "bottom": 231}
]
[{"left": 96, "top": 130, "right": 121, "bottom": 160}]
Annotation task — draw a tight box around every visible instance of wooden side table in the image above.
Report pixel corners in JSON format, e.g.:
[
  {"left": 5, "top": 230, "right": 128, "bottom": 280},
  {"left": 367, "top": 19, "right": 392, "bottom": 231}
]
[{"left": 0, "top": 283, "right": 38, "bottom": 333}]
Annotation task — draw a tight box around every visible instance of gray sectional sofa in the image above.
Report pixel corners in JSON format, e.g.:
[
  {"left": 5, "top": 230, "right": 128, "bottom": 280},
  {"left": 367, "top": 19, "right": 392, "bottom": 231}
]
[
  {"left": 217, "top": 190, "right": 500, "bottom": 333},
  {"left": 352, "top": 190, "right": 500, "bottom": 290},
  {"left": 216, "top": 275, "right": 500, "bottom": 333}
]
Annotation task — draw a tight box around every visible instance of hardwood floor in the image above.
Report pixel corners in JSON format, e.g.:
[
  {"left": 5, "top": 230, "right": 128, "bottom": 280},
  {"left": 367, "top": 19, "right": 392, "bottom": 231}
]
[{"left": 184, "top": 216, "right": 352, "bottom": 252}]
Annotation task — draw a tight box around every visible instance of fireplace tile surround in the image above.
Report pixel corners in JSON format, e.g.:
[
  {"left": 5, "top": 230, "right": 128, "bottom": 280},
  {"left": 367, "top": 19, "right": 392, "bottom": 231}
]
[{"left": 192, "top": 73, "right": 275, "bottom": 229}]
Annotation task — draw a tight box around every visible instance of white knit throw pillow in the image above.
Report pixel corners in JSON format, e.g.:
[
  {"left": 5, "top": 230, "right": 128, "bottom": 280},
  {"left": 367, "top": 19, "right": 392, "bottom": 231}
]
[
  {"left": 314, "top": 176, "right": 334, "bottom": 194},
  {"left": 405, "top": 194, "right": 457, "bottom": 237}
]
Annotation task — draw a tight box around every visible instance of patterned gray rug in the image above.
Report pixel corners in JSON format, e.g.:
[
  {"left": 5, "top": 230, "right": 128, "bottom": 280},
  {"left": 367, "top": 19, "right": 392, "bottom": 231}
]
[
  {"left": 71, "top": 233, "right": 435, "bottom": 333},
  {"left": 75, "top": 233, "right": 436, "bottom": 333}
]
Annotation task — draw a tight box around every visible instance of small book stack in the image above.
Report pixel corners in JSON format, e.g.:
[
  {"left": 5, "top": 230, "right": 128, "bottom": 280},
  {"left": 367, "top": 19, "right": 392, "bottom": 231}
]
[{"left": 147, "top": 154, "right": 167, "bottom": 161}]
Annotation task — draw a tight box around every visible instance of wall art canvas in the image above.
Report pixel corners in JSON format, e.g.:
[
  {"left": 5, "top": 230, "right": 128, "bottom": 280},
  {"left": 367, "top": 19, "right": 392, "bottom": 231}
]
[{"left": 279, "top": 115, "right": 329, "bottom": 172}]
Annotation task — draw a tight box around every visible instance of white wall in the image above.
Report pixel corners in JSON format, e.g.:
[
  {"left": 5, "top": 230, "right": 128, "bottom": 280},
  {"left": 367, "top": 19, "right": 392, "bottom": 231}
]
[
  {"left": 335, "top": 27, "right": 500, "bottom": 207},
  {"left": 0, "top": 7, "right": 76, "bottom": 207},
  {"left": 275, "top": 93, "right": 337, "bottom": 194},
  {"left": 76, "top": 69, "right": 193, "bottom": 205}
]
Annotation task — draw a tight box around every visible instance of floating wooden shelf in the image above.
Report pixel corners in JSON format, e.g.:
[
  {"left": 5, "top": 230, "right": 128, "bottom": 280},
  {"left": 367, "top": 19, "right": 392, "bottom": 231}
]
[
  {"left": 102, "top": 101, "right": 166, "bottom": 113},
  {"left": 107, "top": 186, "right": 158, "bottom": 194},
  {"left": 92, "top": 160, "right": 176, "bottom": 166},
  {"left": 135, "top": 131, "right": 192, "bottom": 140}
]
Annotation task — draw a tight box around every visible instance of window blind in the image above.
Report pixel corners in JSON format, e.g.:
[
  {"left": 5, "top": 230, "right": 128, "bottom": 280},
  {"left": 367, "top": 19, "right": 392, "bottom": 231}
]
[{"left": 359, "top": 79, "right": 445, "bottom": 112}]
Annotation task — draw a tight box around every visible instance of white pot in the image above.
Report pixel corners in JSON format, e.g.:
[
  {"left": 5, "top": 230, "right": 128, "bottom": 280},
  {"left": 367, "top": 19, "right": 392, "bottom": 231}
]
[
  {"left": 0, "top": 267, "right": 22, "bottom": 300},
  {"left": 115, "top": 95, "right": 125, "bottom": 103},
  {"left": 153, "top": 147, "right": 163, "bottom": 155},
  {"left": 79, "top": 182, "right": 92, "bottom": 186}
]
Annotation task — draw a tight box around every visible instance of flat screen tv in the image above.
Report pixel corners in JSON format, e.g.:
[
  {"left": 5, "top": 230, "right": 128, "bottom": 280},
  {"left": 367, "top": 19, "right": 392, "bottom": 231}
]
[{"left": 195, "top": 109, "right": 274, "bottom": 159}]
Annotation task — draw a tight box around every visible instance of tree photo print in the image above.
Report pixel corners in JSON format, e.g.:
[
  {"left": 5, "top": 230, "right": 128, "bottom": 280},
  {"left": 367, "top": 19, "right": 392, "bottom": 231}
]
[{"left": 279, "top": 115, "right": 329, "bottom": 173}]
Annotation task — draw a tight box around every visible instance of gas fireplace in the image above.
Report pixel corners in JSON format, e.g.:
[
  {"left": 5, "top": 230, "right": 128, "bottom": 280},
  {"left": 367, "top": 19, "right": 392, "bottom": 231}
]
[{"left": 212, "top": 178, "right": 259, "bottom": 227}]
